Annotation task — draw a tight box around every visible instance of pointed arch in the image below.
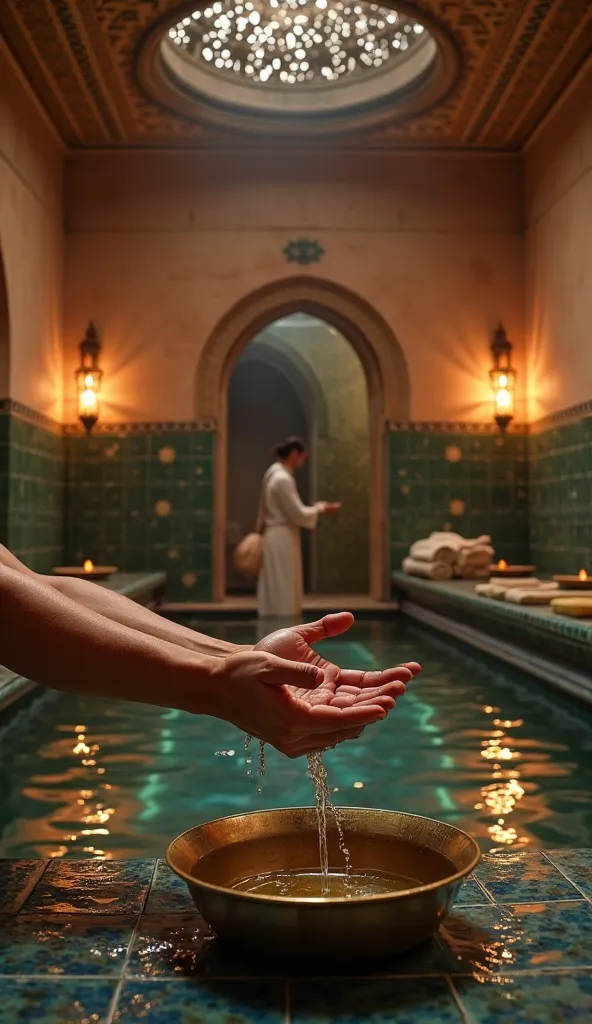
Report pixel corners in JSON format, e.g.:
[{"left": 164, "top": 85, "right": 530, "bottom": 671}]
[{"left": 195, "top": 276, "right": 410, "bottom": 601}]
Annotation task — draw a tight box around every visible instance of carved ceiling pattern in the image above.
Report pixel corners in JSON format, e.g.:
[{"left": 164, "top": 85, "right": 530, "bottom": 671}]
[{"left": 1, "top": 0, "right": 591, "bottom": 149}]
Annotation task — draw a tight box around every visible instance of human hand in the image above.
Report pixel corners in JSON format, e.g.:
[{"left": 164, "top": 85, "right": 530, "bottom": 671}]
[
  {"left": 254, "top": 611, "right": 421, "bottom": 735},
  {"left": 323, "top": 502, "right": 342, "bottom": 516},
  {"left": 210, "top": 649, "right": 392, "bottom": 757}
]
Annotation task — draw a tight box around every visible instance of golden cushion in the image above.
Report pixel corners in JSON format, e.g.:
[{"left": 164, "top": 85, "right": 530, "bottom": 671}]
[{"left": 550, "top": 597, "right": 592, "bottom": 618}]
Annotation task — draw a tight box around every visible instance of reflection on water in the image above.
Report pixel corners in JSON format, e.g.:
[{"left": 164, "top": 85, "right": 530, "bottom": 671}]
[{"left": 1, "top": 618, "right": 592, "bottom": 859}]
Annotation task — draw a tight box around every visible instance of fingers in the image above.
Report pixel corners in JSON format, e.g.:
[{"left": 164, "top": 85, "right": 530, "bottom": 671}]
[
  {"left": 335, "top": 666, "right": 413, "bottom": 688},
  {"left": 292, "top": 612, "right": 355, "bottom": 646},
  {"left": 263, "top": 654, "right": 324, "bottom": 690},
  {"left": 401, "top": 662, "right": 422, "bottom": 675}
]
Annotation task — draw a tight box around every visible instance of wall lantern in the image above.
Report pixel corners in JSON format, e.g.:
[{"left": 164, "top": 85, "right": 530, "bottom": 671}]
[
  {"left": 76, "top": 321, "right": 102, "bottom": 433},
  {"left": 489, "top": 322, "right": 516, "bottom": 433}
]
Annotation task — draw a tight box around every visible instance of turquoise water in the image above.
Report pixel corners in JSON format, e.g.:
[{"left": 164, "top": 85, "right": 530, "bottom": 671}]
[{"left": 1, "top": 618, "right": 592, "bottom": 859}]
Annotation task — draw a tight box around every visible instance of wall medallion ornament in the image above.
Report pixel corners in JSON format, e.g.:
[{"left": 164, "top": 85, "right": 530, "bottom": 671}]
[{"left": 282, "top": 239, "right": 325, "bottom": 266}]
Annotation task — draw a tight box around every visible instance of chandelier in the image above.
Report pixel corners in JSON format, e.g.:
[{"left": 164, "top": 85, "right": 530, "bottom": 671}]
[{"left": 167, "top": 1, "right": 426, "bottom": 87}]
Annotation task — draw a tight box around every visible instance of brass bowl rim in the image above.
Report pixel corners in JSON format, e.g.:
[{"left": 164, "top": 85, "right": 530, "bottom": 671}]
[{"left": 166, "top": 806, "right": 481, "bottom": 906}]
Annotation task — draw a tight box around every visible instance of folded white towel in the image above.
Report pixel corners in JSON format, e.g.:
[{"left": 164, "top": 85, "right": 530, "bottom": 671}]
[
  {"left": 475, "top": 583, "right": 500, "bottom": 598},
  {"left": 487, "top": 577, "right": 541, "bottom": 589},
  {"left": 457, "top": 545, "right": 495, "bottom": 568},
  {"left": 402, "top": 557, "right": 453, "bottom": 581},
  {"left": 504, "top": 585, "right": 563, "bottom": 605},
  {"left": 409, "top": 539, "right": 457, "bottom": 564}
]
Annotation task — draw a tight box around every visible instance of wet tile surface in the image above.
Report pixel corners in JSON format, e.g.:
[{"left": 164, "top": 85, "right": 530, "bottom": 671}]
[
  {"left": 476, "top": 852, "right": 582, "bottom": 903},
  {"left": 144, "top": 859, "right": 195, "bottom": 915},
  {"left": 454, "top": 972, "right": 592, "bottom": 1023},
  {"left": 0, "top": 977, "right": 116, "bottom": 1023},
  {"left": 1, "top": 855, "right": 592, "bottom": 1021},
  {"left": 546, "top": 849, "right": 592, "bottom": 898},
  {"left": 0, "top": 859, "right": 47, "bottom": 912},
  {"left": 440, "top": 900, "right": 592, "bottom": 974},
  {"left": 0, "top": 915, "right": 134, "bottom": 976},
  {"left": 116, "top": 979, "right": 285, "bottom": 1023},
  {"left": 291, "top": 978, "right": 463, "bottom": 1024},
  {"left": 24, "top": 858, "right": 154, "bottom": 914}
]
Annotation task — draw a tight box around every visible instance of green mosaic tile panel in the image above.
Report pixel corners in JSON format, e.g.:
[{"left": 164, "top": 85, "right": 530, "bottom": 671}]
[
  {"left": 528, "top": 414, "right": 592, "bottom": 574},
  {"left": 389, "top": 428, "right": 530, "bottom": 573},
  {"left": 0, "top": 410, "right": 65, "bottom": 571},
  {"left": 65, "top": 429, "right": 214, "bottom": 601}
]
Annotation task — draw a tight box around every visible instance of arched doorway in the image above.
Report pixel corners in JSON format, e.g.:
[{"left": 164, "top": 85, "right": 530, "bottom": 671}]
[
  {"left": 195, "top": 277, "right": 410, "bottom": 602},
  {"left": 226, "top": 313, "right": 370, "bottom": 597}
]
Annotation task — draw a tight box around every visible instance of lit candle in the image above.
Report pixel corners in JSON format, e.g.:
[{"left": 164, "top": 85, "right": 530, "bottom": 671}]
[
  {"left": 498, "top": 560, "right": 508, "bottom": 570},
  {"left": 83, "top": 560, "right": 94, "bottom": 573},
  {"left": 579, "top": 569, "right": 589, "bottom": 582}
]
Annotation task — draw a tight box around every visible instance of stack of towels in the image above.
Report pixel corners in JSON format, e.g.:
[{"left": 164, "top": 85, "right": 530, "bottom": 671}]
[
  {"left": 475, "top": 579, "right": 585, "bottom": 604},
  {"left": 402, "top": 532, "right": 495, "bottom": 581}
]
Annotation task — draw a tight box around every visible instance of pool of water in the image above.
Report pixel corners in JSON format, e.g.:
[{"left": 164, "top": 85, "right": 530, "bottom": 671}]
[{"left": 1, "top": 617, "right": 592, "bottom": 859}]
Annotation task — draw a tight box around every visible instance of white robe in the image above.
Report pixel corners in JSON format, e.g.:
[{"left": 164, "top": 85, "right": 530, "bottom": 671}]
[{"left": 257, "top": 462, "right": 322, "bottom": 619}]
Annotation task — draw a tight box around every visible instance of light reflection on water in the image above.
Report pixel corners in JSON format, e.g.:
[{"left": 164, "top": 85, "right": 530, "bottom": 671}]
[{"left": 1, "top": 618, "right": 592, "bottom": 859}]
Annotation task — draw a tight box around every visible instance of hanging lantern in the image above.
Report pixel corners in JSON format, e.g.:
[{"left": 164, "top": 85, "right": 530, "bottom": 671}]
[
  {"left": 76, "top": 322, "right": 102, "bottom": 433},
  {"left": 489, "top": 323, "right": 516, "bottom": 434}
]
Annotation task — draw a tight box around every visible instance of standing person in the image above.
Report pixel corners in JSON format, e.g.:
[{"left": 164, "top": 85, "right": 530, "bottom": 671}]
[{"left": 258, "top": 436, "right": 340, "bottom": 620}]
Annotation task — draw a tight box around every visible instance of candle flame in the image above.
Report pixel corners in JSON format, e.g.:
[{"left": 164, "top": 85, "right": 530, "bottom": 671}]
[
  {"left": 579, "top": 569, "right": 588, "bottom": 581},
  {"left": 498, "top": 560, "right": 508, "bottom": 570},
  {"left": 83, "top": 560, "right": 94, "bottom": 573}
]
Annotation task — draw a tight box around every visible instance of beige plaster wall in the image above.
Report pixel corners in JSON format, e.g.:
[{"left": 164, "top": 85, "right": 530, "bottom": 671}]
[
  {"left": 525, "top": 59, "right": 592, "bottom": 420},
  {"left": 63, "top": 149, "right": 525, "bottom": 425},
  {"left": 0, "top": 44, "right": 64, "bottom": 418}
]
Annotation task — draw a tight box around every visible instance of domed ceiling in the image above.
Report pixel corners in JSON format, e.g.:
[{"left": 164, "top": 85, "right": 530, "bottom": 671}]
[{"left": 0, "top": 0, "right": 590, "bottom": 148}]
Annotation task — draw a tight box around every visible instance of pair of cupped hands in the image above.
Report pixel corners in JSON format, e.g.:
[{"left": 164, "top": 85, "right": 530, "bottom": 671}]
[{"left": 214, "top": 612, "right": 420, "bottom": 758}]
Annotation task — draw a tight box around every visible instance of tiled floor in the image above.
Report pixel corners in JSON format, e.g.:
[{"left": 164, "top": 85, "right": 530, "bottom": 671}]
[{"left": 1, "top": 852, "right": 592, "bottom": 1021}]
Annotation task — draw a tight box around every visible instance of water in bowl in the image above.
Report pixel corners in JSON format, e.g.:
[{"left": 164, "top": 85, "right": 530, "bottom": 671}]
[{"left": 231, "top": 866, "right": 422, "bottom": 898}]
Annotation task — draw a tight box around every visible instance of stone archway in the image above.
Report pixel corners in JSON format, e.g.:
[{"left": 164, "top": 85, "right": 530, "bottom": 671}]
[{"left": 195, "top": 276, "right": 410, "bottom": 602}]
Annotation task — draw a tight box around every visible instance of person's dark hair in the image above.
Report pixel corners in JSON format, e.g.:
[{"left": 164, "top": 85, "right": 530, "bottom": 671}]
[{"left": 273, "top": 436, "right": 308, "bottom": 461}]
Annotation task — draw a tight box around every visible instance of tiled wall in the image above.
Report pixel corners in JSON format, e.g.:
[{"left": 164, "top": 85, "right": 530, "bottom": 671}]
[
  {"left": 0, "top": 402, "right": 65, "bottom": 572},
  {"left": 528, "top": 406, "right": 592, "bottom": 574},
  {"left": 64, "top": 425, "right": 214, "bottom": 601},
  {"left": 389, "top": 425, "right": 530, "bottom": 572}
]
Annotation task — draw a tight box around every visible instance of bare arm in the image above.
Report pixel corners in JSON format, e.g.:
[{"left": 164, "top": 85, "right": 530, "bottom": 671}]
[
  {"left": 0, "top": 563, "right": 216, "bottom": 711},
  {"left": 0, "top": 545, "right": 246, "bottom": 658}
]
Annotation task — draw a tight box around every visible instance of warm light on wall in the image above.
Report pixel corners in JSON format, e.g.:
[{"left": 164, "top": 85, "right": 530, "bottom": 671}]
[
  {"left": 489, "top": 323, "right": 516, "bottom": 433},
  {"left": 76, "top": 322, "right": 103, "bottom": 433}
]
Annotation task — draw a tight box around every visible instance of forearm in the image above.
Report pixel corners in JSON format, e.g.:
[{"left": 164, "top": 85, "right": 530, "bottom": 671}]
[
  {"left": 0, "top": 565, "right": 218, "bottom": 713},
  {"left": 46, "top": 575, "right": 248, "bottom": 657}
]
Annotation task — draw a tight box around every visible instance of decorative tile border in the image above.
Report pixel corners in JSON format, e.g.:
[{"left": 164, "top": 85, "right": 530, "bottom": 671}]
[
  {"left": 0, "top": 398, "right": 62, "bottom": 435},
  {"left": 388, "top": 420, "right": 529, "bottom": 434},
  {"left": 63, "top": 419, "right": 217, "bottom": 435},
  {"left": 531, "top": 399, "right": 592, "bottom": 434}
]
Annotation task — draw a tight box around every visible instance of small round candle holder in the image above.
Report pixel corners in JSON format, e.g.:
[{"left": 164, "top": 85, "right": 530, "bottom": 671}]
[
  {"left": 488, "top": 564, "right": 536, "bottom": 578},
  {"left": 52, "top": 565, "right": 118, "bottom": 581},
  {"left": 553, "top": 573, "right": 592, "bottom": 591}
]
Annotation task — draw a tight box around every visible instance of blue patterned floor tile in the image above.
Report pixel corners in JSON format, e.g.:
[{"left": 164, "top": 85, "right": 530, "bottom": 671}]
[
  {"left": 454, "top": 877, "right": 492, "bottom": 907},
  {"left": 0, "top": 914, "right": 133, "bottom": 976},
  {"left": 144, "top": 860, "right": 195, "bottom": 915},
  {"left": 24, "top": 859, "right": 155, "bottom": 914},
  {"left": 127, "top": 913, "right": 217, "bottom": 978},
  {"left": 0, "top": 977, "right": 115, "bottom": 1023},
  {"left": 476, "top": 853, "right": 581, "bottom": 903},
  {"left": 545, "top": 850, "right": 592, "bottom": 899},
  {"left": 440, "top": 900, "right": 592, "bottom": 975},
  {"left": 0, "top": 859, "right": 47, "bottom": 913},
  {"left": 115, "top": 979, "right": 285, "bottom": 1023},
  {"left": 454, "top": 971, "right": 592, "bottom": 1023},
  {"left": 290, "top": 978, "right": 463, "bottom": 1024}
]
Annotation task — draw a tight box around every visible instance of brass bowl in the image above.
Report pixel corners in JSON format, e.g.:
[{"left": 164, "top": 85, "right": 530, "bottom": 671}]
[{"left": 167, "top": 807, "right": 480, "bottom": 966}]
